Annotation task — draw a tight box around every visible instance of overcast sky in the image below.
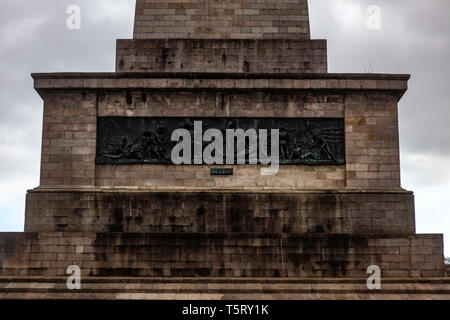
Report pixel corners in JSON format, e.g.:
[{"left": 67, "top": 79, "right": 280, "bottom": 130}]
[{"left": 0, "top": 0, "right": 448, "bottom": 256}]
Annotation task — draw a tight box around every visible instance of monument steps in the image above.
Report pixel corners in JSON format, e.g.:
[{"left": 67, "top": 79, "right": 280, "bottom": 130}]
[{"left": 0, "top": 277, "right": 449, "bottom": 300}]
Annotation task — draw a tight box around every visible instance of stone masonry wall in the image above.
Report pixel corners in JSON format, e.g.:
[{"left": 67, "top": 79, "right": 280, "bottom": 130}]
[
  {"left": 5, "top": 0, "right": 445, "bottom": 283},
  {"left": 24, "top": 191, "right": 416, "bottom": 234},
  {"left": 96, "top": 89, "right": 344, "bottom": 189},
  {"left": 95, "top": 165, "right": 345, "bottom": 189},
  {"left": 37, "top": 85, "right": 404, "bottom": 190},
  {"left": 115, "top": 39, "right": 327, "bottom": 73},
  {"left": 134, "top": 0, "right": 310, "bottom": 40},
  {"left": 98, "top": 89, "right": 344, "bottom": 118},
  {"left": 345, "top": 93, "right": 401, "bottom": 189},
  {"left": 0, "top": 232, "right": 444, "bottom": 278},
  {"left": 40, "top": 91, "right": 97, "bottom": 188}
]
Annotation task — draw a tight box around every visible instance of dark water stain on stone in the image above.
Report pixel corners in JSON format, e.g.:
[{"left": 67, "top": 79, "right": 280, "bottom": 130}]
[
  {"left": 197, "top": 268, "right": 211, "bottom": 277},
  {"left": 325, "top": 235, "right": 353, "bottom": 277},
  {"left": 109, "top": 209, "right": 123, "bottom": 232},
  {"left": 125, "top": 216, "right": 132, "bottom": 226},
  {"left": 152, "top": 268, "right": 164, "bottom": 277},
  {"left": 227, "top": 208, "right": 242, "bottom": 232},
  {"left": 97, "top": 268, "right": 141, "bottom": 277},
  {"left": 95, "top": 253, "right": 108, "bottom": 262},
  {"left": 282, "top": 224, "right": 292, "bottom": 233},
  {"left": 314, "top": 225, "right": 325, "bottom": 233},
  {"left": 135, "top": 216, "right": 143, "bottom": 225},
  {"left": 243, "top": 60, "right": 250, "bottom": 72},
  {"left": 197, "top": 205, "right": 205, "bottom": 216},
  {"left": 161, "top": 47, "right": 168, "bottom": 65},
  {"left": 326, "top": 221, "right": 333, "bottom": 232},
  {"left": 269, "top": 209, "right": 279, "bottom": 217},
  {"left": 218, "top": 263, "right": 226, "bottom": 277},
  {"left": 126, "top": 90, "right": 133, "bottom": 105}
]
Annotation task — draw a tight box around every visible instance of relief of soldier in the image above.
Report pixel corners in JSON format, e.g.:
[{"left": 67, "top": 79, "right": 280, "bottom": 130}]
[
  {"left": 101, "top": 120, "right": 171, "bottom": 162},
  {"left": 98, "top": 118, "right": 343, "bottom": 165}
]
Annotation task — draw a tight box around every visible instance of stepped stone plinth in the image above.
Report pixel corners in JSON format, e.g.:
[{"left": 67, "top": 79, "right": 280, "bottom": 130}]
[{"left": 0, "top": 0, "right": 447, "bottom": 299}]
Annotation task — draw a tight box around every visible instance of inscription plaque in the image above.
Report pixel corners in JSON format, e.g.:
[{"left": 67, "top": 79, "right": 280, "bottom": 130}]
[
  {"left": 211, "top": 168, "right": 234, "bottom": 176},
  {"left": 96, "top": 117, "right": 345, "bottom": 165}
]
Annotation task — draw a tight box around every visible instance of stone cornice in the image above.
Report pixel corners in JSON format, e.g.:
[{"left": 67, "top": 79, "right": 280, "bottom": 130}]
[
  {"left": 29, "top": 187, "right": 413, "bottom": 195},
  {"left": 32, "top": 72, "right": 410, "bottom": 80},
  {"left": 32, "top": 72, "right": 409, "bottom": 99}
]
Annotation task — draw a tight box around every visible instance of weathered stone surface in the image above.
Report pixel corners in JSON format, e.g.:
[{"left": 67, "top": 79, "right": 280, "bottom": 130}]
[
  {"left": 32, "top": 73, "right": 409, "bottom": 93},
  {"left": 116, "top": 39, "right": 327, "bottom": 73},
  {"left": 133, "top": 0, "right": 311, "bottom": 40},
  {"left": 33, "top": 77, "right": 407, "bottom": 190},
  {"left": 0, "top": 232, "right": 444, "bottom": 278},
  {"left": 1, "top": 277, "right": 450, "bottom": 300},
  {"left": 25, "top": 190, "right": 416, "bottom": 235}
]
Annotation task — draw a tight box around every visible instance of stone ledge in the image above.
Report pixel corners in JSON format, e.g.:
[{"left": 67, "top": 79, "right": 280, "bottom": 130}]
[
  {"left": 117, "top": 38, "right": 327, "bottom": 47},
  {"left": 115, "top": 39, "right": 328, "bottom": 73},
  {"left": 25, "top": 188, "right": 416, "bottom": 234},
  {"left": 31, "top": 72, "right": 410, "bottom": 81},
  {"left": 25, "top": 187, "right": 417, "bottom": 233},
  {"left": 2, "top": 276, "right": 449, "bottom": 284},
  {"left": 4, "top": 232, "right": 441, "bottom": 240},
  {"left": 1, "top": 277, "right": 449, "bottom": 300},
  {"left": 29, "top": 187, "right": 414, "bottom": 195},
  {"left": 31, "top": 73, "right": 409, "bottom": 99}
]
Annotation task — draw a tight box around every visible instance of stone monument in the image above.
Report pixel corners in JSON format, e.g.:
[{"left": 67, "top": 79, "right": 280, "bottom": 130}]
[{"left": 0, "top": 0, "right": 448, "bottom": 299}]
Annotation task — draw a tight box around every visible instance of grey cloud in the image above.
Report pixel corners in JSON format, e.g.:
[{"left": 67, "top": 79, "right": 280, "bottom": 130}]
[
  {"left": 310, "top": 0, "right": 450, "bottom": 158},
  {"left": 0, "top": 0, "right": 135, "bottom": 209}
]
